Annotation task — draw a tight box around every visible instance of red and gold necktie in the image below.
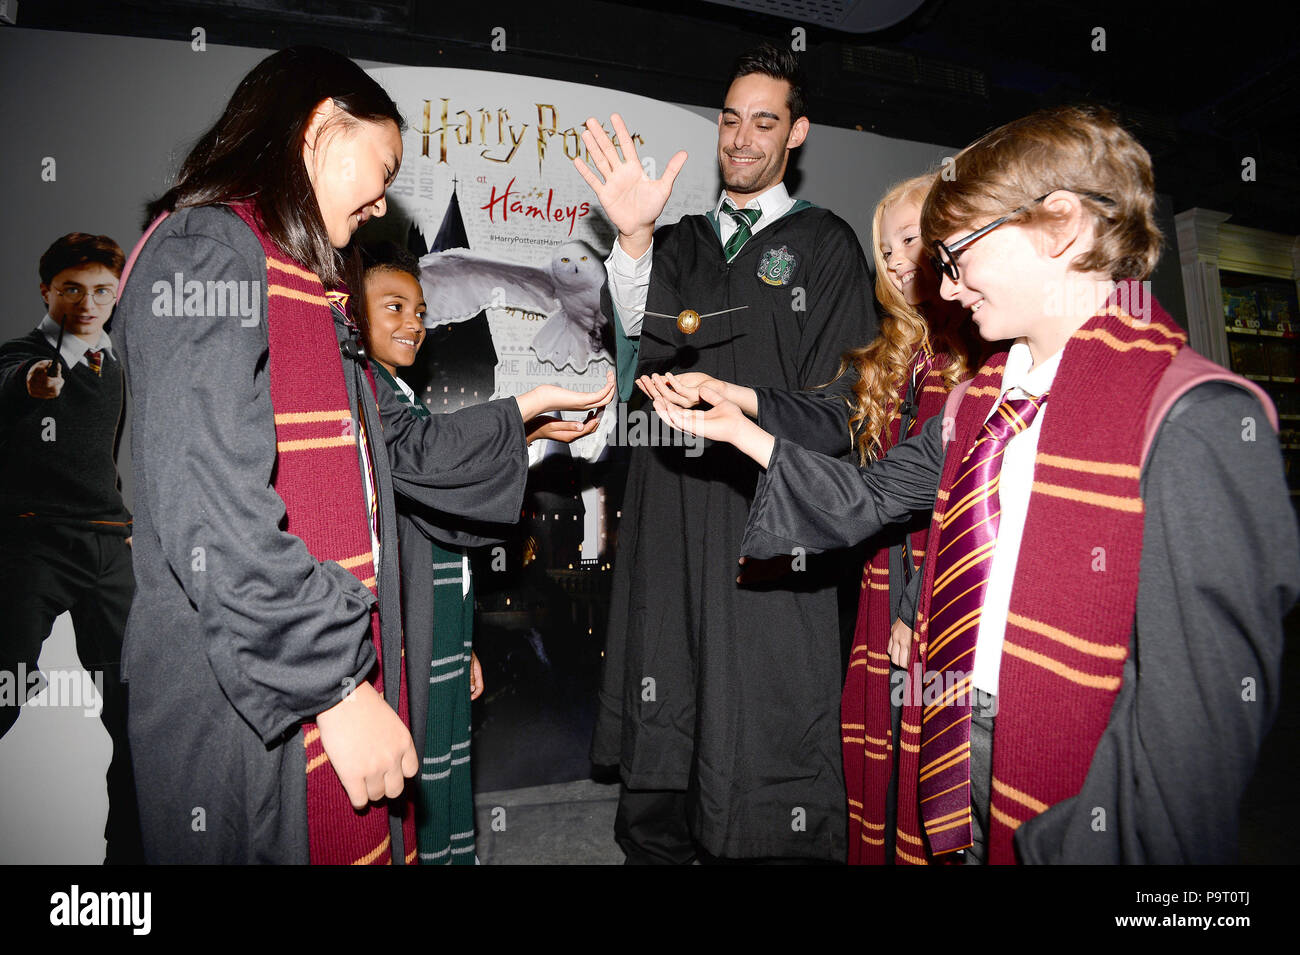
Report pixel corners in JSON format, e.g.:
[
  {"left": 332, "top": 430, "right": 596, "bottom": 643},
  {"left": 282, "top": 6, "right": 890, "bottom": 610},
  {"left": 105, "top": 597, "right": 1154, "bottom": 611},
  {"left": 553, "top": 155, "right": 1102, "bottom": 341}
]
[
  {"left": 919, "top": 391, "right": 1047, "bottom": 855},
  {"left": 85, "top": 348, "right": 103, "bottom": 377}
]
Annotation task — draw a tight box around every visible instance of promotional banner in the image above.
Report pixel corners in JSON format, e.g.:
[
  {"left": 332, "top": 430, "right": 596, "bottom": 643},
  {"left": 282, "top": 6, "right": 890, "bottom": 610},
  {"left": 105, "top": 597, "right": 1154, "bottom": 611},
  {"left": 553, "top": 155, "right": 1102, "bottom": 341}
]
[
  {"left": 367, "top": 65, "right": 720, "bottom": 467},
  {"left": 360, "top": 66, "right": 723, "bottom": 794}
]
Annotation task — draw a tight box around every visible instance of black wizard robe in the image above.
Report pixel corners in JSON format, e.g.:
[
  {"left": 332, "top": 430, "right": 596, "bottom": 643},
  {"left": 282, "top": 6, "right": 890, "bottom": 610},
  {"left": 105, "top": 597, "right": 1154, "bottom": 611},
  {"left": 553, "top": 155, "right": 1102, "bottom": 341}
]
[{"left": 594, "top": 204, "right": 876, "bottom": 860}]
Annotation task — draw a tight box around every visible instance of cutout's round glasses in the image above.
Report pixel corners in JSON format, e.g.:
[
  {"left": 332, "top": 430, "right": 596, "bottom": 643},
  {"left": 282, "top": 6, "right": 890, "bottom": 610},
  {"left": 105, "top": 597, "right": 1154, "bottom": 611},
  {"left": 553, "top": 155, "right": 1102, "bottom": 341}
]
[
  {"left": 52, "top": 284, "right": 117, "bottom": 306},
  {"left": 929, "top": 190, "right": 1114, "bottom": 283}
]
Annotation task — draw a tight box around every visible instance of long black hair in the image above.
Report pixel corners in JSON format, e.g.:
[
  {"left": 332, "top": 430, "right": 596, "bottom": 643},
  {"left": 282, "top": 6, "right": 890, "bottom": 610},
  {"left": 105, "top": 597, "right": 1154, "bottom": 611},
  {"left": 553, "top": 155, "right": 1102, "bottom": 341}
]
[{"left": 146, "top": 46, "right": 404, "bottom": 288}]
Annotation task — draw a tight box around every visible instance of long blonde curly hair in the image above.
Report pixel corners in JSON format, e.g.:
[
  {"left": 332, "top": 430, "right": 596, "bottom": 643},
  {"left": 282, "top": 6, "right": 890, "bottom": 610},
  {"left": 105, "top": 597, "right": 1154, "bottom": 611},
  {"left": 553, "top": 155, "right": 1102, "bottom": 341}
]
[{"left": 835, "top": 174, "right": 977, "bottom": 463}]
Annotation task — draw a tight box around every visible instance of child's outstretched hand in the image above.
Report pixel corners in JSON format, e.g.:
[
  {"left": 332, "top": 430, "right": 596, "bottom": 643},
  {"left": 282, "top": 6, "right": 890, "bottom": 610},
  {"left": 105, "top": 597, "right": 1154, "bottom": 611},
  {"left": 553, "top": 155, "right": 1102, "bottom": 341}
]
[
  {"left": 527, "top": 412, "right": 601, "bottom": 444},
  {"left": 637, "top": 371, "right": 716, "bottom": 408},
  {"left": 517, "top": 370, "right": 614, "bottom": 417},
  {"left": 652, "top": 384, "right": 745, "bottom": 444},
  {"left": 638, "top": 371, "right": 759, "bottom": 417},
  {"left": 653, "top": 384, "right": 776, "bottom": 468}
]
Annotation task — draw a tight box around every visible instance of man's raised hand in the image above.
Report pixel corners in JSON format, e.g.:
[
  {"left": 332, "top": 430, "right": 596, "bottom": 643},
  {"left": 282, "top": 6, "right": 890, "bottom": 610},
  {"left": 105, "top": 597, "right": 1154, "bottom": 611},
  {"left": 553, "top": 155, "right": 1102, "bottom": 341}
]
[{"left": 572, "top": 113, "right": 687, "bottom": 259}]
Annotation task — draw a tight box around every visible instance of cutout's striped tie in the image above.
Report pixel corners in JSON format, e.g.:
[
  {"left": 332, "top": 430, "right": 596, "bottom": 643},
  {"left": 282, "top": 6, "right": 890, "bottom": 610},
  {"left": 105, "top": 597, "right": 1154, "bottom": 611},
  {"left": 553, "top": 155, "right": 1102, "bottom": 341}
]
[
  {"left": 84, "top": 348, "right": 103, "bottom": 377},
  {"left": 919, "top": 391, "right": 1047, "bottom": 855},
  {"left": 722, "top": 204, "right": 761, "bottom": 262}
]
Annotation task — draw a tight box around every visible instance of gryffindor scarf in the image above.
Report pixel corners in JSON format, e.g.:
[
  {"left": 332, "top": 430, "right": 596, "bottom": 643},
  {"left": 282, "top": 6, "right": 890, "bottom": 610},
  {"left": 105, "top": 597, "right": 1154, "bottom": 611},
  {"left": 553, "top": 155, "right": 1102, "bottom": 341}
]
[
  {"left": 895, "top": 281, "right": 1183, "bottom": 865},
  {"left": 842, "top": 350, "right": 953, "bottom": 865},
  {"left": 229, "top": 202, "right": 418, "bottom": 865}
]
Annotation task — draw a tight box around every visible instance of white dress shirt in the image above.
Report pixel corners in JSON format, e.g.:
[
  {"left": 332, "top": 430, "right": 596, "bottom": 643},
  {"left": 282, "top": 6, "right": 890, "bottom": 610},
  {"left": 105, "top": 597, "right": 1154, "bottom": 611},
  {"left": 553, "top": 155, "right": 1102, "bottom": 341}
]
[
  {"left": 970, "top": 338, "right": 1062, "bottom": 696},
  {"left": 38, "top": 313, "right": 114, "bottom": 369},
  {"left": 604, "top": 182, "right": 796, "bottom": 337},
  {"left": 390, "top": 369, "right": 417, "bottom": 404}
]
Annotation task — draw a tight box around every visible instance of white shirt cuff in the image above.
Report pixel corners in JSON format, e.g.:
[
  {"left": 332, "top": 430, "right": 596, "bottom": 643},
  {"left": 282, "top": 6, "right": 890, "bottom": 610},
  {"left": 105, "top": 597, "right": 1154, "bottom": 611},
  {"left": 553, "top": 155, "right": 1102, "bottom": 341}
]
[{"left": 605, "top": 238, "right": 653, "bottom": 338}]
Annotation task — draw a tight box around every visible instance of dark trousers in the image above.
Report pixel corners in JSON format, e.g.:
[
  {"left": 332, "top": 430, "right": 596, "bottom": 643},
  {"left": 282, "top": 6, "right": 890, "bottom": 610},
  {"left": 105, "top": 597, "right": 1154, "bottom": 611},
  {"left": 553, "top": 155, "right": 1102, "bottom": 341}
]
[
  {"left": 0, "top": 521, "right": 143, "bottom": 864},
  {"left": 614, "top": 785, "right": 697, "bottom": 865},
  {"left": 963, "top": 698, "right": 996, "bottom": 866}
]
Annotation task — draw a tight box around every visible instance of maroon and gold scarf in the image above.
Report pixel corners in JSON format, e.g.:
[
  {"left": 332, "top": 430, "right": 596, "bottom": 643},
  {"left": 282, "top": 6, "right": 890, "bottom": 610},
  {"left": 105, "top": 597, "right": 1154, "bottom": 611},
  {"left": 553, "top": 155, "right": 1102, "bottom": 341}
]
[
  {"left": 842, "top": 352, "right": 952, "bottom": 864},
  {"left": 229, "top": 202, "right": 417, "bottom": 865}
]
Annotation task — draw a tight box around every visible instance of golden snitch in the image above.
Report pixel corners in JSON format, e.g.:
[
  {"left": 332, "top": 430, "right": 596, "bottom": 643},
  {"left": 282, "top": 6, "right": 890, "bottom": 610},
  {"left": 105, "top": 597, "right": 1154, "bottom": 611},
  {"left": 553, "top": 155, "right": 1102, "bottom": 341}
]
[{"left": 640, "top": 305, "right": 749, "bottom": 336}]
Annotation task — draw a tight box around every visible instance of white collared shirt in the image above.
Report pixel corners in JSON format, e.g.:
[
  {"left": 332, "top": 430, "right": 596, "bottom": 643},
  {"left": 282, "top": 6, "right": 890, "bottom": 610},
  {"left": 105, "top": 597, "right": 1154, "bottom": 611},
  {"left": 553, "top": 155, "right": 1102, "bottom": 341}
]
[
  {"left": 971, "top": 338, "right": 1063, "bottom": 696},
  {"left": 604, "top": 182, "right": 796, "bottom": 337},
  {"left": 390, "top": 370, "right": 417, "bottom": 404},
  {"left": 38, "top": 313, "right": 114, "bottom": 370}
]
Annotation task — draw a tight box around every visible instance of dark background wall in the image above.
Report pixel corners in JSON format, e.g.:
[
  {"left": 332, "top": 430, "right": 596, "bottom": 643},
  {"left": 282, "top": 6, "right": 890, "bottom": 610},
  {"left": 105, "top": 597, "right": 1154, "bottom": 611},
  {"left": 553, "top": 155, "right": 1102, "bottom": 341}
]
[{"left": 8, "top": 0, "right": 1295, "bottom": 230}]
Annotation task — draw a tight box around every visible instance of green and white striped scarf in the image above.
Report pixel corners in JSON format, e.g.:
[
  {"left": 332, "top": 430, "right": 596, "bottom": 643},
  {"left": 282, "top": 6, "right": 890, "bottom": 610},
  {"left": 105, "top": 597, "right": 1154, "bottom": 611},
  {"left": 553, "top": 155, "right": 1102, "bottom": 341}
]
[{"left": 372, "top": 363, "right": 477, "bottom": 865}]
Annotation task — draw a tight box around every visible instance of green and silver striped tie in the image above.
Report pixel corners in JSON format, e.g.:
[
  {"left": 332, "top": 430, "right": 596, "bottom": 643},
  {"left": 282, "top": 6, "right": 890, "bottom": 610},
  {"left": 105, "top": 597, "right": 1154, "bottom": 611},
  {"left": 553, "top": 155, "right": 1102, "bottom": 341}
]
[{"left": 722, "top": 204, "right": 762, "bottom": 262}]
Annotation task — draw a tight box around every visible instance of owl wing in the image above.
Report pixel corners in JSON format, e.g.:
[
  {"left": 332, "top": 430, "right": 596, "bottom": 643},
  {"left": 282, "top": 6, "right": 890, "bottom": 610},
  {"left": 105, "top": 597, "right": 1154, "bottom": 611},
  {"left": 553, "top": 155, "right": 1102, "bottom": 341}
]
[{"left": 417, "top": 249, "right": 560, "bottom": 328}]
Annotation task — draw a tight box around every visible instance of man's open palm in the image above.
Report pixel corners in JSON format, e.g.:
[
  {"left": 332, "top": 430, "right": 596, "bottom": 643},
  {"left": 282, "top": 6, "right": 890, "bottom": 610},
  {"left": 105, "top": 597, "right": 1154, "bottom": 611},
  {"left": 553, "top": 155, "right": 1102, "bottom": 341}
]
[{"left": 572, "top": 113, "right": 687, "bottom": 240}]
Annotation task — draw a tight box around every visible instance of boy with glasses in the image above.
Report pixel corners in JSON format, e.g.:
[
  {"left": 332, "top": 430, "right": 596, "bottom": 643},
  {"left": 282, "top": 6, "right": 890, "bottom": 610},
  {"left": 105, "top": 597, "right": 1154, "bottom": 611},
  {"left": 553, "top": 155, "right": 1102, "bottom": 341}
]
[
  {"left": 0, "top": 232, "right": 142, "bottom": 863},
  {"left": 652, "top": 105, "right": 1298, "bottom": 864}
]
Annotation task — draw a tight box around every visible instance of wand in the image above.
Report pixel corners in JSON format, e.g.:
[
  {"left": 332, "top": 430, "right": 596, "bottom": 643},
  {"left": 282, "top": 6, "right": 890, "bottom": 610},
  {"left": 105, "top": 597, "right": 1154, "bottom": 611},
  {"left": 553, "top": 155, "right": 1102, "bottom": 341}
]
[{"left": 49, "top": 317, "right": 68, "bottom": 386}]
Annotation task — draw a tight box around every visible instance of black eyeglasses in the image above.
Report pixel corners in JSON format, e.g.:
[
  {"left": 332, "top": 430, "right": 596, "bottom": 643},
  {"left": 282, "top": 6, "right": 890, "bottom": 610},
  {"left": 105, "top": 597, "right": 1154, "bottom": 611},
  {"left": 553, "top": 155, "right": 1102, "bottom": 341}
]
[{"left": 929, "top": 190, "right": 1114, "bottom": 283}]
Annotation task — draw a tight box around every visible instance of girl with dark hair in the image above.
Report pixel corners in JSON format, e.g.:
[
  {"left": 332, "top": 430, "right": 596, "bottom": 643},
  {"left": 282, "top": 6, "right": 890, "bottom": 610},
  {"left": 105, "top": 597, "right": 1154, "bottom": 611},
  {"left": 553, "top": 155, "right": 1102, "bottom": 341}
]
[
  {"left": 353, "top": 242, "right": 608, "bottom": 863},
  {"left": 116, "top": 47, "right": 610, "bottom": 864}
]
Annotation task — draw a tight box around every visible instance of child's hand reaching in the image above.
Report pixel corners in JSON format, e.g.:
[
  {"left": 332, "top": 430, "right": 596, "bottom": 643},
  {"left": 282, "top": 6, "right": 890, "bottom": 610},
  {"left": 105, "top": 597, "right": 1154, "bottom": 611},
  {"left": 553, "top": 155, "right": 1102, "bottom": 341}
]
[
  {"left": 652, "top": 384, "right": 744, "bottom": 441},
  {"left": 637, "top": 372, "right": 760, "bottom": 417},
  {"left": 651, "top": 384, "right": 776, "bottom": 469},
  {"left": 637, "top": 371, "right": 716, "bottom": 408},
  {"left": 516, "top": 370, "right": 615, "bottom": 445},
  {"left": 526, "top": 412, "right": 601, "bottom": 444}
]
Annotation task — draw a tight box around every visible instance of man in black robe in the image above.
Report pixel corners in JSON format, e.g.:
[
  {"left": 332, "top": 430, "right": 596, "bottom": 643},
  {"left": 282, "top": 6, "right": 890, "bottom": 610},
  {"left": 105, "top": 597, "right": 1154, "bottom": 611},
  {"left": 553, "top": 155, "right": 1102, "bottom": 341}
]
[{"left": 573, "top": 44, "right": 877, "bottom": 862}]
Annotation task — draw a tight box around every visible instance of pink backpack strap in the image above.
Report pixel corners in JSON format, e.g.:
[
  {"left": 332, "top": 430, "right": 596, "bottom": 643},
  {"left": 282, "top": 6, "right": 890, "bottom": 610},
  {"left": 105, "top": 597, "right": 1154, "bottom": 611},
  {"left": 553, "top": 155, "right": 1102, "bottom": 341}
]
[
  {"left": 118, "top": 212, "right": 171, "bottom": 294},
  {"left": 1142, "top": 345, "right": 1279, "bottom": 467},
  {"left": 940, "top": 377, "right": 975, "bottom": 451}
]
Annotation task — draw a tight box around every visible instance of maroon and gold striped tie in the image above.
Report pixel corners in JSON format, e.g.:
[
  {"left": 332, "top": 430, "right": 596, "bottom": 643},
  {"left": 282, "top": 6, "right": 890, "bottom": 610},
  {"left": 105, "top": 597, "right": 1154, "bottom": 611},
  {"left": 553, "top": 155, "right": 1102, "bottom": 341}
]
[
  {"left": 919, "top": 391, "right": 1047, "bottom": 855},
  {"left": 84, "top": 348, "right": 103, "bottom": 377}
]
